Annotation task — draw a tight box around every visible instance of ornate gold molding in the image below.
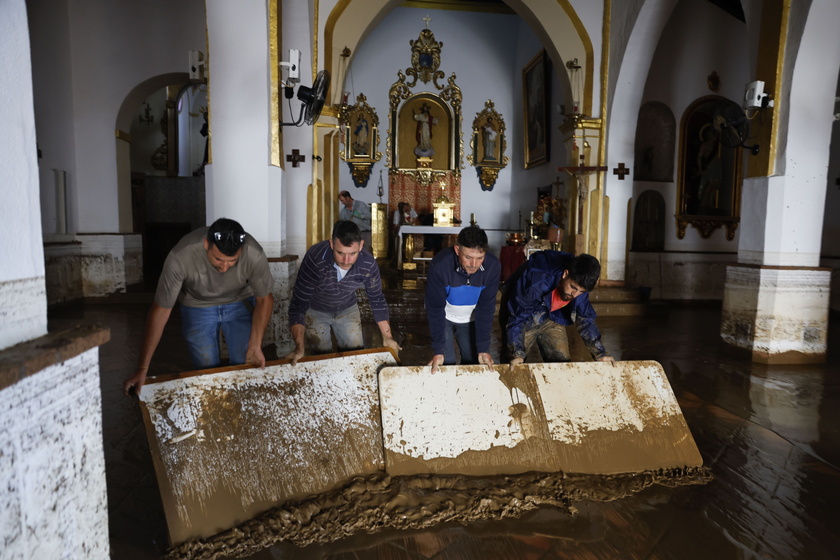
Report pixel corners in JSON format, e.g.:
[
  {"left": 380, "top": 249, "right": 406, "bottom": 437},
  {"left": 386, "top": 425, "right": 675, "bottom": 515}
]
[
  {"left": 338, "top": 93, "right": 383, "bottom": 188},
  {"left": 407, "top": 28, "right": 445, "bottom": 88},
  {"left": 467, "top": 100, "right": 508, "bottom": 191},
  {"left": 676, "top": 217, "right": 739, "bottom": 240}
]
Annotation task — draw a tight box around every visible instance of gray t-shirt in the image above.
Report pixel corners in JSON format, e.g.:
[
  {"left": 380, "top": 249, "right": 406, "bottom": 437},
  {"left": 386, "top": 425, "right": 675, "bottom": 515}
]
[
  {"left": 339, "top": 199, "right": 372, "bottom": 232},
  {"left": 154, "top": 227, "right": 274, "bottom": 309}
]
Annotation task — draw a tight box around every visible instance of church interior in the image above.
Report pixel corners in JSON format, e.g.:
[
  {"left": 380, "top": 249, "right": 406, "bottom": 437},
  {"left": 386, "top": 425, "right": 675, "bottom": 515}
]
[{"left": 2, "top": 0, "right": 839, "bottom": 558}]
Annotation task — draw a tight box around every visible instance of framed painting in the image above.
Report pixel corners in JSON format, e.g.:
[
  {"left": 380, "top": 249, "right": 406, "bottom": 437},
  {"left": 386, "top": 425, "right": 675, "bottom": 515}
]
[{"left": 522, "top": 50, "right": 550, "bottom": 169}]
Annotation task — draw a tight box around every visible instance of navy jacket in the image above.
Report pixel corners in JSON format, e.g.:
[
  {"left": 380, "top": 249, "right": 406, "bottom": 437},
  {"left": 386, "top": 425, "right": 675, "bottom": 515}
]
[
  {"left": 504, "top": 250, "right": 606, "bottom": 360},
  {"left": 425, "top": 247, "right": 501, "bottom": 355}
]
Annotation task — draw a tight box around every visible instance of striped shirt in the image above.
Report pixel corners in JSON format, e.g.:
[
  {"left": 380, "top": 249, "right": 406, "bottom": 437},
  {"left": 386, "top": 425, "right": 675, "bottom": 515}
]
[{"left": 288, "top": 240, "right": 389, "bottom": 326}]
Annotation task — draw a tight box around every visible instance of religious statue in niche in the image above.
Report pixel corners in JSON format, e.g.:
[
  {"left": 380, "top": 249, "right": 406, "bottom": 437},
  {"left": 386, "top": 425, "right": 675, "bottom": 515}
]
[
  {"left": 467, "top": 99, "right": 508, "bottom": 191},
  {"left": 353, "top": 115, "right": 370, "bottom": 155},
  {"left": 338, "top": 93, "right": 383, "bottom": 188},
  {"left": 386, "top": 20, "right": 463, "bottom": 224},
  {"left": 413, "top": 103, "right": 438, "bottom": 158},
  {"left": 395, "top": 94, "right": 451, "bottom": 170},
  {"left": 482, "top": 118, "right": 498, "bottom": 162}
]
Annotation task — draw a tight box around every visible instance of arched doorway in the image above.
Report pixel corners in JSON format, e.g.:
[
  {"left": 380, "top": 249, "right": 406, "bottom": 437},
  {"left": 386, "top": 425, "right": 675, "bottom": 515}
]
[{"left": 117, "top": 74, "right": 208, "bottom": 288}]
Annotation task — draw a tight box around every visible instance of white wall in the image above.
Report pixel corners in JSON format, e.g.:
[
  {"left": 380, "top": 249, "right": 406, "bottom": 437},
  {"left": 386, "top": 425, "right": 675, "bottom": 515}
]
[
  {"left": 28, "top": 0, "right": 206, "bottom": 234},
  {"left": 509, "top": 19, "right": 570, "bottom": 234},
  {"left": 634, "top": 0, "right": 749, "bottom": 253},
  {"left": 0, "top": 350, "right": 109, "bottom": 560},
  {"left": 204, "top": 0, "right": 277, "bottom": 247},
  {"left": 1, "top": 0, "right": 47, "bottom": 350}
]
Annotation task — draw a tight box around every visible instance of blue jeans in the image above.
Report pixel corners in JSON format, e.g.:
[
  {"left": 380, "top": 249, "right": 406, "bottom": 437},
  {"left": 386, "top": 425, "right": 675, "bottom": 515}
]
[
  {"left": 305, "top": 305, "right": 364, "bottom": 354},
  {"left": 443, "top": 320, "right": 477, "bottom": 365},
  {"left": 180, "top": 298, "right": 255, "bottom": 369}
]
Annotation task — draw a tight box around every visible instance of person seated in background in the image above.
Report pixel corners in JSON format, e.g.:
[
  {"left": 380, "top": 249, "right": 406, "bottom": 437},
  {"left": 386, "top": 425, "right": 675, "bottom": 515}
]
[
  {"left": 393, "top": 201, "right": 418, "bottom": 228},
  {"left": 285, "top": 220, "right": 400, "bottom": 364},
  {"left": 425, "top": 226, "right": 500, "bottom": 373},
  {"left": 500, "top": 251, "right": 615, "bottom": 365}
]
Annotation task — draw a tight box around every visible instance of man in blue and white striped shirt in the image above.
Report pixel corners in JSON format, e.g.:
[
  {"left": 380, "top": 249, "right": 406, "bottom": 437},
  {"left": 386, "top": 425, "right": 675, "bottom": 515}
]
[
  {"left": 286, "top": 221, "right": 400, "bottom": 364},
  {"left": 424, "top": 226, "right": 501, "bottom": 373}
]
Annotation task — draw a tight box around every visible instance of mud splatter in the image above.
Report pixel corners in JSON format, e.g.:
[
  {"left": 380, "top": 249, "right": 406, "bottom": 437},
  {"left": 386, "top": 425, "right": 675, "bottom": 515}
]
[{"left": 165, "top": 467, "right": 712, "bottom": 560}]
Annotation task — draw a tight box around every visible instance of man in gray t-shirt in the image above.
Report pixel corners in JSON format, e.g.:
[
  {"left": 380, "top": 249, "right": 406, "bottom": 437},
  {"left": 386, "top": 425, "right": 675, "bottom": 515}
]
[{"left": 123, "top": 218, "right": 274, "bottom": 396}]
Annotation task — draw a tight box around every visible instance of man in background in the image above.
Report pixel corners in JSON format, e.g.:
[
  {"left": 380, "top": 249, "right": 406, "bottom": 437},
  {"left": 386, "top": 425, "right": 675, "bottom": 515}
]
[{"left": 339, "top": 190, "right": 373, "bottom": 253}]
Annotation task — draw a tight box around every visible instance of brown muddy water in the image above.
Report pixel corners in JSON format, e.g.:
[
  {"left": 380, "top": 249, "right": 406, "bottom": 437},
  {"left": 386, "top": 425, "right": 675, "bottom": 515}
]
[{"left": 48, "top": 277, "right": 840, "bottom": 560}]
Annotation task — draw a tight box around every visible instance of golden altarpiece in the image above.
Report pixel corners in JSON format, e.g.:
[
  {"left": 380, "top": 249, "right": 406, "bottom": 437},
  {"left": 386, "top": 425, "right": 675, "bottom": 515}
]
[{"left": 386, "top": 26, "right": 464, "bottom": 228}]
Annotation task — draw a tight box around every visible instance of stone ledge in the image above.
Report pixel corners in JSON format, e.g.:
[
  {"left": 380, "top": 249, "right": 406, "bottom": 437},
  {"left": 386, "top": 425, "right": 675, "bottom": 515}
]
[
  {"left": 0, "top": 325, "right": 110, "bottom": 392},
  {"left": 269, "top": 255, "right": 299, "bottom": 263}
]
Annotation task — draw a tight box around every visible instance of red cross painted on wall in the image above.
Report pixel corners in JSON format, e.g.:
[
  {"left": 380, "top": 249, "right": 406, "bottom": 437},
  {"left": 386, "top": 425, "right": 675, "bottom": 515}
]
[
  {"left": 286, "top": 149, "right": 306, "bottom": 167},
  {"left": 613, "top": 162, "right": 630, "bottom": 180}
]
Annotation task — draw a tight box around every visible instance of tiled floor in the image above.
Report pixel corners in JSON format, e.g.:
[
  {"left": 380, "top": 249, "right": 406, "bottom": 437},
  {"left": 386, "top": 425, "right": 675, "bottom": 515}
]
[{"left": 48, "top": 280, "right": 840, "bottom": 560}]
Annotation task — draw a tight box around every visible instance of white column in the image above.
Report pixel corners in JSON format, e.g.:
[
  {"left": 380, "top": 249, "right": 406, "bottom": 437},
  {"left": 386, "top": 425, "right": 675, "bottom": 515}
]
[
  {"left": 205, "top": 0, "right": 283, "bottom": 257},
  {"left": 0, "top": 0, "right": 47, "bottom": 350},
  {"left": 720, "top": 0, "right": 839, "bottom": 363}
]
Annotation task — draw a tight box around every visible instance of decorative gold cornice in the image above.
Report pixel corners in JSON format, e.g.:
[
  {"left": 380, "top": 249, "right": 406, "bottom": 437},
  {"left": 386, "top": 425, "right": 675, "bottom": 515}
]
[
  {"left": 400, "top": 0, "right": 515, "bottom": 15},
  {"left": 559, "top": 114, "right": 602, "bottom": 134},
  {"left": 269, "top": 0, "right": 282, "bottom": 167},
  {"left": 115, "top": 129, "right": 131, "bottom": 142},
  {"left": 312, "top": 0, "right": 319, "bottom": 82}
]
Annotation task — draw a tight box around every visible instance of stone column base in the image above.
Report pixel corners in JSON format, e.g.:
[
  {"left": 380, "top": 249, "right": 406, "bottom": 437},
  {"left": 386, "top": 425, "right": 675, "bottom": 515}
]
[
  {"left": 721, "top": 264, "right": 831, "bottom": 364},
  {"left": 267, "top": 256, "right": 298, "bottom": 357}
]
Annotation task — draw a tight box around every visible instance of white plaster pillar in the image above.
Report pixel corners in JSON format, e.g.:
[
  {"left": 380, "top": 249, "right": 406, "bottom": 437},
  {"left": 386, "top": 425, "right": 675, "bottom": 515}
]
[
  {"left": 281, "top": 0, "right": 316, "bottom": 257},
  {"left": 205, "top": 0, "right": 284, "bottom": 258},
  {"left": 0, "top": 0, "right": 47, "bottom": 350},
  {"left": 720, "top": 0, "right": 839, "bottom": 363}
]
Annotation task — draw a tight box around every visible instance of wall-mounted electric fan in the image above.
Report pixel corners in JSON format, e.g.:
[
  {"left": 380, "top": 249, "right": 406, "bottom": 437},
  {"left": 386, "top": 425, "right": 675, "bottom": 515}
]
[{"left": 717, "top": 104, "right": 759, "bottom": 155}]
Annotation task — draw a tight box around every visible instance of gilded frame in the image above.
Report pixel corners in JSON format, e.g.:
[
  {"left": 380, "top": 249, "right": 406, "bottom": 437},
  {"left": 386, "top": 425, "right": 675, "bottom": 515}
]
[
  {"left": 339, "top": 93, "right": 382, "bottom": 188},
  {"left": 675, "top": 96, "right": 742, "bottom": 240},
  {"left": 522, "top": 49, "right": 550, "bottom": 169},
  {"left": 467, "top": 99, "right": 509, "bottom": 191}
]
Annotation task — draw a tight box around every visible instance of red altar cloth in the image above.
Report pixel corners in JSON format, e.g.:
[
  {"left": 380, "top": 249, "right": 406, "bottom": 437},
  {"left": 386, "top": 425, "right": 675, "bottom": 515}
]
[
  {"left": 500, "top": 245, "right": 526, "bottom": 281},
  {"left": 388, "top": 171, "right": 461, "bottom": 220}
]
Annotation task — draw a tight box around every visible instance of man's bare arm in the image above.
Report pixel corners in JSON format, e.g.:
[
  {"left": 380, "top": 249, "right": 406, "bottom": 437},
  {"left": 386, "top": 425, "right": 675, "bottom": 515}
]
[
  {"left": 123, "top": 303, "right": 173, "bottom": 396},
  {"left": 245, "top": 293, "right": 274, "bottom": 367}
]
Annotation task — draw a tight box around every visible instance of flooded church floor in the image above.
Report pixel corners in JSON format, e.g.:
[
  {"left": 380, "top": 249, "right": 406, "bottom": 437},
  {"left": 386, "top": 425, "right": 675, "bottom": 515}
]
[{"left": 48, "top": 277, "right": 840, "bottom": 560}]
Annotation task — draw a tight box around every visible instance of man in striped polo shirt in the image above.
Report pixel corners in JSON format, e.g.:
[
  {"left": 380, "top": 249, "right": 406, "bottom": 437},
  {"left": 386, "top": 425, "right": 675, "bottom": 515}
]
[{"left": 285, "top": 220, "right": 400, "bottom": 364}]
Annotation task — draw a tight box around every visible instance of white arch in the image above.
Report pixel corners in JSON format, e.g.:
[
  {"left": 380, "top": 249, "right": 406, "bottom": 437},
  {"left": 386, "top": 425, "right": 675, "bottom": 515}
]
[
  {"left": 775, "top": 0, "right": 840, "bottom": 264},
  {"left": 604, "top": 0, "right": 679, "bottom": 280}
]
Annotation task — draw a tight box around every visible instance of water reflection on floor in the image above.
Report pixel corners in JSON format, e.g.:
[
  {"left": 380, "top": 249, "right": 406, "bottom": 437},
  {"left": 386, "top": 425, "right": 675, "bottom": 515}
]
[{"left": 48, "top": 280, "right": 840, "bottom": 560}]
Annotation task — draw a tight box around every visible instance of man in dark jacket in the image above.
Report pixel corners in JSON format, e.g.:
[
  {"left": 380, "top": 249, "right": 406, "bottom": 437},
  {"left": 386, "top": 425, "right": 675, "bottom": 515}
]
[
  {"left": 425, "top": 226, "right": 501, "bottom": 373},
  {"left": 501, "top": 251, "right": 615, "bottom": 365}
]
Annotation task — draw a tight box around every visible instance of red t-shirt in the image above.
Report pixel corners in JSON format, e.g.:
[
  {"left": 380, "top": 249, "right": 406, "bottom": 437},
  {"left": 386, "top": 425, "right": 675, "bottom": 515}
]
[{"left": 550, "top": 289, "right": 571, "bottom": 311}]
